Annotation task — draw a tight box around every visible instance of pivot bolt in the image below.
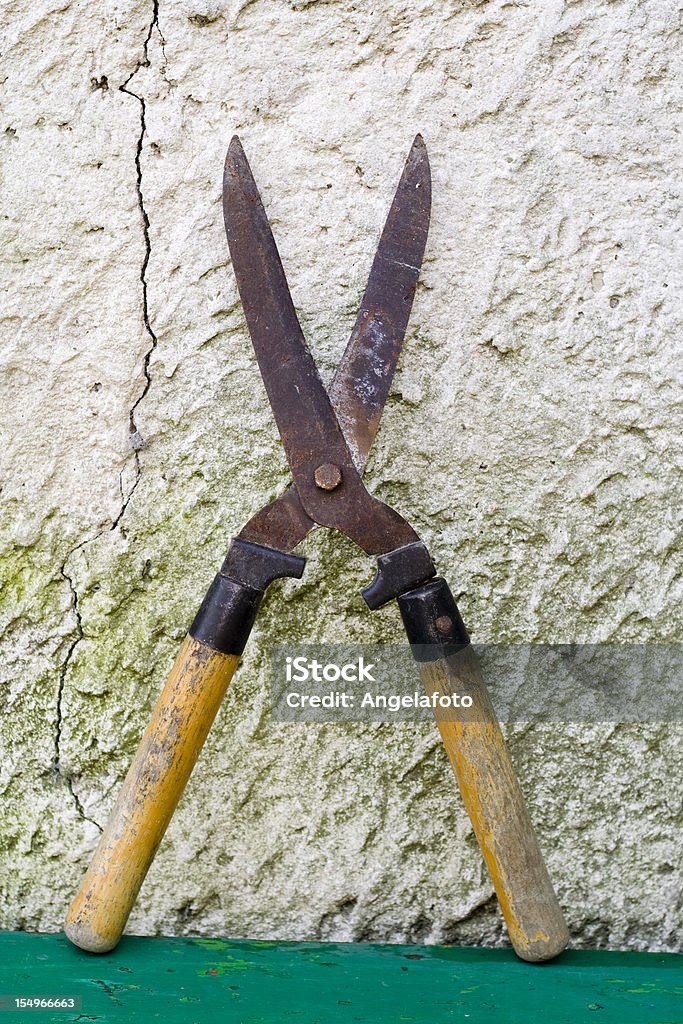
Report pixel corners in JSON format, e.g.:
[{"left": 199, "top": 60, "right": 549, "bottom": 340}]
[
  {"left": 435, "top": 615, "right": 453, "bottom": 634},
  {"left": 314, "top": 463, "right": 343, "bottom": 491}
]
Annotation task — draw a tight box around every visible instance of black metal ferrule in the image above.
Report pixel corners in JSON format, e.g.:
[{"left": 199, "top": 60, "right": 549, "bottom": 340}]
[
  {"left": 190, "top": 538, "right": 307, "bottom": 656},
  {"left": 190, "top": 575, "right": 263, "bottom": 656},
  {"left": 397, "top": 577, "right": 470, "bottom": 662},
  {"left": 361, "top": 540, "right": 437, "bottom": 610},
  {"left": 220, "top": 538, "right": 306, "bottom": 591}
]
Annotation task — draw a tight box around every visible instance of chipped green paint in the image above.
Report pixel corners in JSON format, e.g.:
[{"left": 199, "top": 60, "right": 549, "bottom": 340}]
[
  {"left": 1, "top": 934, "right": 682, "bottom": 1023},
  {"left": 191, "top": 937, "right": 233, "bottom": 950},
  {"left": 198, "top": 956, "right": 256, "bottom": 976},
  {"left": 192, "top": 938, "right": 279, "bottom": 950}
]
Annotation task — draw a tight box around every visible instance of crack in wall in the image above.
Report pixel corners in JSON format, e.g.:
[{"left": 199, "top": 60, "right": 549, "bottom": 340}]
[
  {"left": 53, "top": 559, "right": 102, "bottom": 833},
  {"left": 51, "top": 1, "right": 164, "bottom": 835},
  {"left": 115, "top": 0, "right": 162, "bottom": 528}
]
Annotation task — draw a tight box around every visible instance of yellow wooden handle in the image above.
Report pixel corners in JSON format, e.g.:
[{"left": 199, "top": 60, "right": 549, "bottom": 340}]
[
  {"left": 65, "top": 635, "right": 239, "bottom": 953},
  {"left": 421, "top": 646, "right": 569, "bottom": 962}
]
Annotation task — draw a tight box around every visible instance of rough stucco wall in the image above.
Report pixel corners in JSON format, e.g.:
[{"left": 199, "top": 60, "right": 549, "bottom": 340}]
[{"left": 1, "top": 0, "right": 681, "bottom": 951}]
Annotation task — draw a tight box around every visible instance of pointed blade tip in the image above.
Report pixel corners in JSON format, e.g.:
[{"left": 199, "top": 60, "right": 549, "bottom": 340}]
[
  {"left": 223, "top": 136, "right": 258, "bottom": 227},
  {"left": 407, "top": 133, "right": 431, "bottom": 189},
  {"left": 225, "top": 135, "right": 247, "bottom": 179},
  {"left": 412, "top": 133, "right": 428, "bottom": 160}
]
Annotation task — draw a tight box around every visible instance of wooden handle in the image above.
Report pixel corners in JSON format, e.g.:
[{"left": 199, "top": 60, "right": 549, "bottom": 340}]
[
  {"left": 421, "top": 645, "right": 569, "bottom": 962},
  {"left": 65, "top": 635, "right": 239, "bottom": 953}
]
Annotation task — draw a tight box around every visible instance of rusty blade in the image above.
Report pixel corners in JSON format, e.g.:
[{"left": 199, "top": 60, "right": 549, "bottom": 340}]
[
  {"left": 330, "top": 134, "right": 431, "bottom": 472},
  {"left": 224, "top": 136, "right": 425, "bottom": 555}
]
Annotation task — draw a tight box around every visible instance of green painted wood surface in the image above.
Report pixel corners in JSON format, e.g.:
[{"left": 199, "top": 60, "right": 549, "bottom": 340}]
[{"left": 0, "top": 933, "right": 681, "bottom": 1023}]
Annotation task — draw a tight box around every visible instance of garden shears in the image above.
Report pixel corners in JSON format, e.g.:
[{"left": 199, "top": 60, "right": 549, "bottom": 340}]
[{"left": 65, "top": 135, "right": 569, "bottom": 962}]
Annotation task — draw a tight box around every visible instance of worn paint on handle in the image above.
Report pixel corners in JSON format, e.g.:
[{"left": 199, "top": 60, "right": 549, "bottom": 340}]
[
  {"left": 421, "top": 646, "right": 569, "bottom": 962},
  {"left": 65, "top": 635, "right": 239, "bottom": 954}
]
